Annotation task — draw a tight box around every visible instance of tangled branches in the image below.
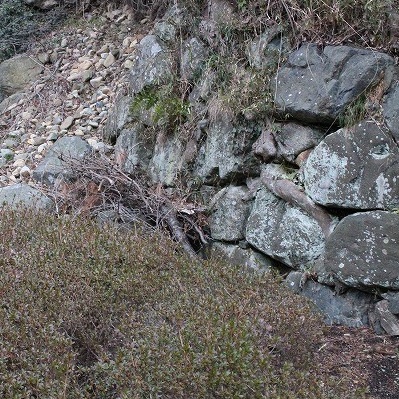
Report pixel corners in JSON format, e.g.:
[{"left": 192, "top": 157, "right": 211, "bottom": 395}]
[{"left": 41, "top": 154, "right": 208, "bottom": 257}]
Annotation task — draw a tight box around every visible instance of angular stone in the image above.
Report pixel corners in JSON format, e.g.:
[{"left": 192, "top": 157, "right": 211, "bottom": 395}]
[
  {"left": 246, "top": 186, "right": 325, "bottom": 269},
  {"left": 303, "top": 121, "right": 399, "bottom": 209},
  {"left": 103, "top": 93, "right": 133, "bottom": 142},
  {"left": 32, "top": 137, "right": 91, "bottom": 186},
  {"left": 382, "top": 291, "right": 399, "bottom": 314},
  {"left": 0, "top": 183, "right": 53, "bottom": 210},
  {"left": 60, "top": 116, "right": 75, "bottom": 131},
  {"left": 383, "top": 83, "right": 399, "bottom": 142},
  {"left": 103, "top": 53, "right": 116, "bottom": 68},
  {"left": 285, "top": 271, "right": 374, "bottom": 328},
  {"left": 274, "top": 122, "right": 325, "bottom": 163},
  {"left": 209, "top": 186, "right": 252, "bottom": 242},
  {"left": 273, "top": 44, "right": 393, "bottom": 123},
  {"left": 148, "top": 134, "right": 184, "bottom": 186},
  {"left": 324, "top": 211, "right": 399, "bottom": 290},
  {"left": 180, "top": 37, "right": 208, "bottom": 81}
]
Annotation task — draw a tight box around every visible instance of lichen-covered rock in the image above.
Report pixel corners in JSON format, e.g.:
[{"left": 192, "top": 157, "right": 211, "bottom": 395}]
[
  {"left": 195, "top": 118, "right": 261, "bottom": 183},
  {"left": 148, "top": 134, "right": 184, "bottom": 186},
  {"left": 0, "top": 183, "right": 53, "bottom": 210},
  {"left": 0, "top": 55, "right": 43, "bottom": 99},
  {"left": 114, "top": 124, "right": 154, "bottom": 174},
  {"left": 129, "top": 35, "right": 174, "bottom": 94},
  {"left": 303, "top": 121, "right": 399, "bottom": 209},
  {"left": 209, "top": 185, "right": 251, "bottom": 241},
  {"left": 273, "top": 44, "right": 393, "bottom": 123},
  {"left": 32, "top": 137, "right": 91, "bottom": 185},
  {"left": 285, "top": 271, "right": 374, "bottom": 328},
  {"left": 245, "top": 187, "right": 325, "bottom": 269},
  {"left": 324, "top": 211, "right": 399, "bottom": 290}
]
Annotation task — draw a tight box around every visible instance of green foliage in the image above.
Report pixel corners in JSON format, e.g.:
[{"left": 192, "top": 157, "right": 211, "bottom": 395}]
[
  {"left": 0, "top": 208, "right": 365, "bottom": 398},
  {"left": 130, "top": 85, "right": 190, "bottom": 130}
]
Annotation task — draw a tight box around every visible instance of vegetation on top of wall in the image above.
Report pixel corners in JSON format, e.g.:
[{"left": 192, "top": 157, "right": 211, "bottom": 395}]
[{"left": 0, "top": 208, "right": 367, "bottom": 398}]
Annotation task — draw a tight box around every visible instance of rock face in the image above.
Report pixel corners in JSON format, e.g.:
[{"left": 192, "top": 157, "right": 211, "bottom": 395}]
[
  {"left": 246, "top": 187, "right": 325, "bottom": 269},
  {"left": 0, "top": 55, "right": 43, "bottom": 99},
  {"left": 0, "top": 183, "right": 53, "bottom": 210},
  {"left": 303, "top": 121, "right": 399, "bottom": 209},
  {"left": 273, "top": 44, "right": 393, "bottom": 123},
  {"left": 324, "top": 211, "right": 399, "bottom": 289}
]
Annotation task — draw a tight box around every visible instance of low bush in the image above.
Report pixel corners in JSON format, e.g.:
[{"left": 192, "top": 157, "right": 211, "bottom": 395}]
[{"left": 0, "top": 208, "right": 365, "bottom": 398}]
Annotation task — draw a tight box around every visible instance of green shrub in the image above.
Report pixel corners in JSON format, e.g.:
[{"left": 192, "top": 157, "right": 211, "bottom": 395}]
[{"left": 0, "top": 208, "right": 366, "bottom": 398}]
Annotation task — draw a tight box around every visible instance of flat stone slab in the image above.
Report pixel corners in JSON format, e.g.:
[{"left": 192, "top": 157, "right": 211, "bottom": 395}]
[
  {"left": 303, "top": 121, "right": 399, "bottom": 209},
  {"left": 324, "top": 211, "right": 399, "bottom": 290}
]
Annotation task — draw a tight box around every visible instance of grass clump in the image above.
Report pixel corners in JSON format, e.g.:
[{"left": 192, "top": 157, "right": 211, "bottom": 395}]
[
  {"left": 0, "top": 208, "right": 365, "bottom": 398},
  {"left": 130, "top": 85, "right": 190, "bottom": 131}
]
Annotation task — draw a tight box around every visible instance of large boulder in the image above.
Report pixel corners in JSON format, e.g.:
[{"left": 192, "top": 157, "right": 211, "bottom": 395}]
[
  {"left": 273, "top": 44, "right": 393, "bottom": 123},
  {"left": 0, "top": 183, "right": 53, "bottom": 210},
  {"left": 324, "top": 211, "right": 399, "bottom": 290},
  {"left": 208, "top": 185, "right": 252, "bottom": 242},
  {"left": 0, "top": 55, "right": 43, "bottom": 99},
  {"left": 245, "top": 186, "right": 325, "bottom": 269},
  {"left": 129, "top": 35, "right": 174, "bottom": 94},
  {"left": 32, "top": 137, "right": 91, "bottom": 186},
  {"left": 303, "top": 121, "right": 399, "bottom": 209},
  {"left": 285, "top": 271, "right": 375, "bottom": 328}
]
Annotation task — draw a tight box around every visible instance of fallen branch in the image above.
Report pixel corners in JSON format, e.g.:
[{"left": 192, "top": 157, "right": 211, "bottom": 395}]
[{"left": 38, "top": 153, "right": 207, "bottom": 257}]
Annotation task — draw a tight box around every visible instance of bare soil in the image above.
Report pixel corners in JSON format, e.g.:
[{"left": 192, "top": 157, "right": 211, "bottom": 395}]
[{"left": 318, "top": 326, "right": 399, "bottom": 398}]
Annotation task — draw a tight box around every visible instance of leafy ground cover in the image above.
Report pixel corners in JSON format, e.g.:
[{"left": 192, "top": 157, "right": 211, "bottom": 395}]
[{"left": 0, "top": 208, "right": 367, "bottom": 398}]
